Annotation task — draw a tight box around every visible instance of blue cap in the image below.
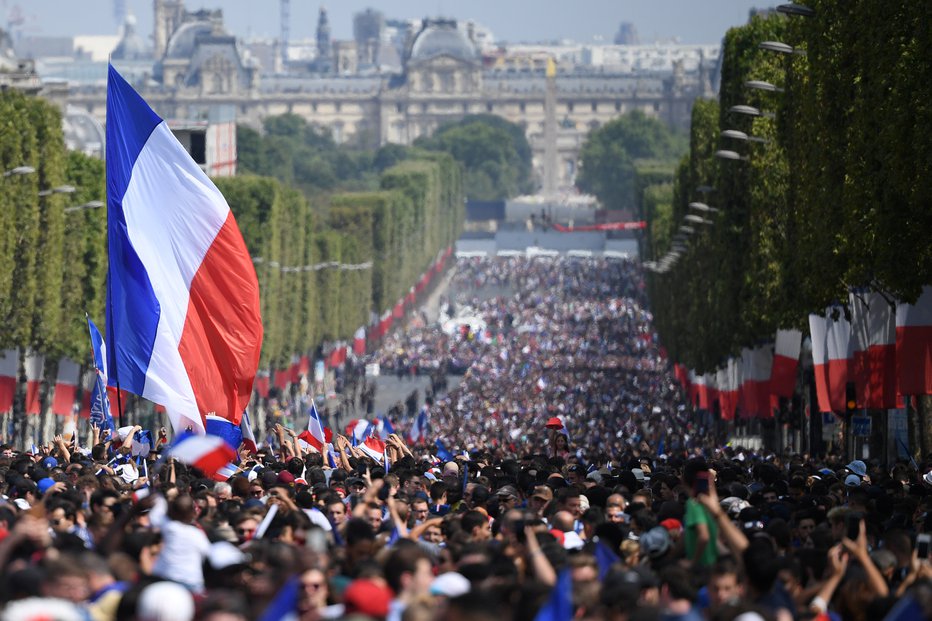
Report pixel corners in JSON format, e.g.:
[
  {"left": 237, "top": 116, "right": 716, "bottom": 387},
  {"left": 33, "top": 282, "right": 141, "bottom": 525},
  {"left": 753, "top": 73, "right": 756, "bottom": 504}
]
[
  {"left": 42, "top": 456, "right": 58, "bottom": 470},
  {"left": 37, "top": 477, "right": 57, "bottom": 495}
]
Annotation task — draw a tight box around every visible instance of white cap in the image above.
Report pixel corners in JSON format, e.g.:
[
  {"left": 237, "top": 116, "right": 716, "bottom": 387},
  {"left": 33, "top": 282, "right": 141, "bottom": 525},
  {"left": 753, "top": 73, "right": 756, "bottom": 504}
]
[
  {"left": 137, "top": 582, "right": 195, "bottom": 621},
  {"left": 430, "top": 572, "right": 471, "bottom": 597}
]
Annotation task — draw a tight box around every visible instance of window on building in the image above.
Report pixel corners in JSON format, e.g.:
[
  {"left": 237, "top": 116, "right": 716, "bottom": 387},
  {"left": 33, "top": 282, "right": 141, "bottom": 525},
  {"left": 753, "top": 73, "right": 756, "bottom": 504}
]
[
  {"left": 486, "top": 103, "right": 493, "bottom": 112},
  {"left": 567, "top": 102, "right": 574, "bottom": 112},
  {"left": 397, "top": 103, "right": 404, "bottom": 114},
  {"left": 591, "top": 101, "right": 597, "bottom": 112},
  {"left": 335, "top": 102, "right": 342, "bottom": 112},
  {"left": 519, "top": 102, "right": 526, "bottom": 113},
  {"left": 615, "top": 101, "right": 621, "bottom": 112},
  {"left": 190, "top": 131, "right": 206, "bottom": 165}
]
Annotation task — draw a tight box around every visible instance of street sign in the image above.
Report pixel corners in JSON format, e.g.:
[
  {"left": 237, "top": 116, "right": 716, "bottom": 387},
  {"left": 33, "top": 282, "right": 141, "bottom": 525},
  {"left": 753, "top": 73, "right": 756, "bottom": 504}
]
[{"left": 851, "top": 416, "right": 872, "bottom": 437}]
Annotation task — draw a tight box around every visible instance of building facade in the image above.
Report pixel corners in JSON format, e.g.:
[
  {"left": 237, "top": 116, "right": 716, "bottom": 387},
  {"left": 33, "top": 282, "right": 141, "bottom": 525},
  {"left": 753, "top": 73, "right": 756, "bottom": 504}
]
[{"left": 59, "top": 7, "right": 717, "bottom": 191}]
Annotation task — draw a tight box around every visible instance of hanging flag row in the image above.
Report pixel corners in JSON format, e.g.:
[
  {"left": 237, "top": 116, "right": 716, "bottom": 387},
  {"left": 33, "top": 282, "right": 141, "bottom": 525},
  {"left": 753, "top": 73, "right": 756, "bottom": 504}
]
[
  {"left": 673, "top": 286, "right": 932, "bottom": 417},
  {"left": 368, "top": 246, "right": 453, "bottom": 344}
]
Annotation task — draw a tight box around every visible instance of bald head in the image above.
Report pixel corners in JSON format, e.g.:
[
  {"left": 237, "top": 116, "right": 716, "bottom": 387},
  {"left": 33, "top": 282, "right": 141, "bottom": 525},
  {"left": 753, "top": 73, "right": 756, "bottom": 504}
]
[{"left": 552, "top": 510, "right": 574, "bottom": 532}]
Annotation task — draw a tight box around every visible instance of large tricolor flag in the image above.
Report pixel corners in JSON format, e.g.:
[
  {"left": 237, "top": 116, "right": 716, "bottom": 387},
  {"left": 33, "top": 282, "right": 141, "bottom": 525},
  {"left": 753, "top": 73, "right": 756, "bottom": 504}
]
[
  {"left": 850, "top": 292, "right": 897, "bottom": 408},
  {"left": 105, "top": 65, "right": 262, "bottom": 434},
  {"left": 896, "top": 286, "right": 932, "bottom": 396}
]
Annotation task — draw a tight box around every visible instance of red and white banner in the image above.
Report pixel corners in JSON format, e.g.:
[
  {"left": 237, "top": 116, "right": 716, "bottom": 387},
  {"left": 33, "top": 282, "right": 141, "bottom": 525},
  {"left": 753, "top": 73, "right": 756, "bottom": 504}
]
[
  {"left": 552, "top": 221, "right": 647, "bottom": 232},
  {"left": 24, "top": 351, "right": 45, "bottom": 415},
  {"left": 896, "top": 286, "right": 932, "bottom": 396},
  {"left": 52, "top": 358, "right": 81, "bottom": 416},
  {"left": 850, "top": 292, "right": 897, "bottom": 408},
  {"left": 697, "top": 373, "right": 718, "bottom": 411},
  {"left": 810, "top": 310, "right": 852, "bottom": 412},
  {"left": 770, "top": 329, "right": 801, "bottom": 398},
  {"left": 740, "top": 346, "right": 773, "bottom": 417},
  {"left": 674, "top": 363, "right": 690, "bottom": 391},
  {"left": 0, "top": 349, "right": 18, "bottom": 413},
  {"left": 720, "top": 357, "right": 741, "bottom": 421},
  {"left": 353, "top": 327, "right": 366, "bottom": 356}
]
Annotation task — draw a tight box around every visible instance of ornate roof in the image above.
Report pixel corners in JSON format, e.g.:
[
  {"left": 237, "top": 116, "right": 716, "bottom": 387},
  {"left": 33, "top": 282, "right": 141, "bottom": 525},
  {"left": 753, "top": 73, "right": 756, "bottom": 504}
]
[
  {"left": 112, "top": 15, "right": 149, "bottom": 61},
  {"left": 409, "top": 19, "right": 478, "bottom": 63},
  {"left": 165, "top": 21, "right": 214, "bottom": 59}
]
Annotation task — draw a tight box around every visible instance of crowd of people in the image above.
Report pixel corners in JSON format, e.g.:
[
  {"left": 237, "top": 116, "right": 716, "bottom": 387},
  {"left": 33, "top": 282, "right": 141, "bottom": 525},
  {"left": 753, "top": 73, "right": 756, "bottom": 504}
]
[{"left": 0, "top": 256, "right": 929, "bottom": 621}]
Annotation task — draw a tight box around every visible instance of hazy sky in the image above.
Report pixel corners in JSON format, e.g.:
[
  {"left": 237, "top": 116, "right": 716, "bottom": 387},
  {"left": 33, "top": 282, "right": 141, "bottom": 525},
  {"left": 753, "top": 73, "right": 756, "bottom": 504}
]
[{"left": 14, "top": 0, "right": 769, "bottom": 45}]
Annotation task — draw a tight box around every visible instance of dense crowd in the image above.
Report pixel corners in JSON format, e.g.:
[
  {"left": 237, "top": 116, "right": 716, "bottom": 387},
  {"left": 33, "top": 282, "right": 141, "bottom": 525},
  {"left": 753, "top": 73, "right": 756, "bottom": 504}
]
[{"left": 0, "top": 256, "right": 929, "bottom": 621}]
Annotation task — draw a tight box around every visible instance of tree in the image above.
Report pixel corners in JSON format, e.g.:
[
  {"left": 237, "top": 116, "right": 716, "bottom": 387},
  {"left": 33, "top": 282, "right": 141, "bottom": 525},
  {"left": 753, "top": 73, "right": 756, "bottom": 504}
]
[
  {"left": 576, "top": 110, "right": 687, "bottom": 212},
  {"left": 415, "top": 114, "right": 533, "bottom": 200}
]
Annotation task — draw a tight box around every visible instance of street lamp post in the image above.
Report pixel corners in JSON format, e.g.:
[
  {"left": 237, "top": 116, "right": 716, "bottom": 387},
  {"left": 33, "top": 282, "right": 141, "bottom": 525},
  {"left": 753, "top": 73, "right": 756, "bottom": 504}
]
[
  {"left": 745, "top": 80, "right": 785, "bottom": 93},
  {"left": 759, "top": 41, "right": 806, "bottom": 56},
  {"left": 2, "top": 166, "right": 35, "bottom": 177},
  {"left": 715, "top": 150, "right": 749, "bottom": 162},
  {"left": 776, "top": 3, "right": 815, "bottom": 17},
  {"left": 63, "top": 200, "right": 104, "bottom": 214},
  {"left": 722, "top": 129, "right": 770, "bottom": 144},
  {"left": 38, "top": 185, "right": 76, "bottom": 197}
]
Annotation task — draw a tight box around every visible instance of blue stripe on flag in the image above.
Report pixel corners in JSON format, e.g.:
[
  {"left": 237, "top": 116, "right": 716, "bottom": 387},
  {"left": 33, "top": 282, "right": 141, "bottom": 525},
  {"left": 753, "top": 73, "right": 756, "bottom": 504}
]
[{"left": 105, "top": 64, "right": 163, "bottom": 391}]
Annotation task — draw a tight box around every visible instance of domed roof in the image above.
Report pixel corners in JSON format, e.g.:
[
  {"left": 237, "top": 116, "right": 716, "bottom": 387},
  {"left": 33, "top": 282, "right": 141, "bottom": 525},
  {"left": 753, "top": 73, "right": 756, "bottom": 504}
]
[
  {"left": 164, "top": 21, "right": 213, "bottom": 59},
  {"left": 409, "top": 19, "right": 478, "bottom": 63},
  {"left": 112, "top": 15, "right": 149, "bottom": 60}
]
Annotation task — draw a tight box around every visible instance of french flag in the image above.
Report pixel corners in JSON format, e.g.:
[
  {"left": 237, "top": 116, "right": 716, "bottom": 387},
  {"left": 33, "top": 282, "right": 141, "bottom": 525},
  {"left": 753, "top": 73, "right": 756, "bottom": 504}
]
[
  {"left": 24, "top": 351, "right": 44, "bottom": 415},
  {"left": 358, "top": 436, "right": 386, "bottom": 463},
  {"left": 770, "top": 329, "right": 801, "bottom": 399},
  {"left": 168, "top": 431, "right": 238, "bottom": 481},
  {"left": 298, "top": 400, "right": 329, "bottom": 451},
  {"left": 240, "top": 410, "right": 258, "bottom": 454},
  {"left": 52, "top": 358, "right": 81, "bottom": 416},
  {"left": 346, "top": 419, "right": 372, "bottom": 446},
  {"left": 205, "top": 414, "right": 243, "bottom": 452},
  {"left": 105, "top": 65, "right": 262, "bottom": 435},
  {"left": 850, "top": 292, "right": 897, "bottom": 408},
  {"left": 0, "top": 350, "right": 19, "bottom": 414},
  {"left": 409, "top": 409, "right": 428, "bottom": 444},
  {"left": 748, "top": 345, "right": 774, "bottom": 418},
  {"left": 896, "top": 286, "right": 932, "bottom": 396},
  {"left": 375, "top": 416, "right": 395, "bottom": 440}
]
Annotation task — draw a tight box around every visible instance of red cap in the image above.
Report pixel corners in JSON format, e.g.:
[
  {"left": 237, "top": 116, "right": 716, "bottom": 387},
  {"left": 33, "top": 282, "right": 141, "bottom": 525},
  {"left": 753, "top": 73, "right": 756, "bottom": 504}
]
[
  {"left": 277, "top": 471, "right": 295, "bottom": 485},
  {"left": 545, "top": 417, "right": 564, "bottom": 430},
  {"left": 660, "top": 518, "right": 682, "bottom": 532},
  {"left": 343, "top": 578, "right": 393, "bottom": 617}
]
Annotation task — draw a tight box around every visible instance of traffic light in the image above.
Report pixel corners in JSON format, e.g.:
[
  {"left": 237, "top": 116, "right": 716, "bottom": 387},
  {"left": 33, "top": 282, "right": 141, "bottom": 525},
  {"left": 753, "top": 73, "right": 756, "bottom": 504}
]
[{"left": 845, "top": 382, "right": 857, "bottom": 413}]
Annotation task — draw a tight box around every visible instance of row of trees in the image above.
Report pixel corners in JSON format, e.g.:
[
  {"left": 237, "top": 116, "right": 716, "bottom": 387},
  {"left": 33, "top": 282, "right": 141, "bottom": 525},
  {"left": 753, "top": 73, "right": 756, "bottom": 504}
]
[
  {"left": 0, "top": 92, "right": 106, "bottom": 363},
  {"left": 215, "top": 152, "right": 463, "bottom": 369},
  {"left": 643, "top": 2, "right": 932, "bottom": 373}
]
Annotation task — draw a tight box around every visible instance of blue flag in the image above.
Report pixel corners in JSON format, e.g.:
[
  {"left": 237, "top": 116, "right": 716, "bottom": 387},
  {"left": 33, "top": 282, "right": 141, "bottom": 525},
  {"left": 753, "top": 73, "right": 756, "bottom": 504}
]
[
  {"left": 534, "top": 570, "right": 573, "bottom": 621},
  {"left": 594, "top": 539, "right": 620, "bottom": 581},
  {"left": 435, "top": 439, "right": 454, "bottom": 462},
  {"left": 257, "top": 576, "right": 300, "bottom": 621},
  {"left": 86, "top": 316, "right": 115, "bottom": 434}
]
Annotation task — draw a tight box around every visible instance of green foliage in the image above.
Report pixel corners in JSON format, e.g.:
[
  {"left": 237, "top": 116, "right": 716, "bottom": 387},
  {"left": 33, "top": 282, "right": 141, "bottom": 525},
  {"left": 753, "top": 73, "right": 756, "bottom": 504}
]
[
  {"left": 414, "top": 114, "right": 533, "bottom": 200},
  {"left": 236, "top": 114, "right": 383, "bottom": 196},
  {"left": 577, "top": 110, "right": 688, "bottom": 211}
]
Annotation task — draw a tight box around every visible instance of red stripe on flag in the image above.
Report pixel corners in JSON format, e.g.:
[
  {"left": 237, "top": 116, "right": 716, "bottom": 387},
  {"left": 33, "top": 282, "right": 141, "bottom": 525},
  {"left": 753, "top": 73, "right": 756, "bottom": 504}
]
[{"left": 177, "top": 212, "right": 263, "bottom": 428}]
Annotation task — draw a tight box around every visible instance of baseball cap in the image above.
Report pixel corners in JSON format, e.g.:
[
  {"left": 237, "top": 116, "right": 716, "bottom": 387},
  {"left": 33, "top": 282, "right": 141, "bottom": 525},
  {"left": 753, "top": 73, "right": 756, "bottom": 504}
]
[
  {"left": 844, "top": 474, "right": 862, "bottom": 488},
  {"left": 639, "top": 526, "right": 671, "bottom": 559},
  {"left": 496, "top": 485, "right": 519, "bottom": 499},
  {"left": 430, "top": 572, "right": 471, "bottom": 597},
  {"left": 531, "top": 485, "right": 553, "bottom": 501},
  {"left": 846, "top": 460, "right": 867, "bottom": 478},
  {"left": 42, "top": 457, "right": 58, "bottom": 470},
  {"left": 37, "top": 477, "right": 57, "bottom": 495},
  {"left": 277, "top": 471, "right": 295, "bottom": 485},
  {"left": 659, "top": 518, "right": 682, "bottom": 532},
  {"left": 343, "top": 578, "right": 393, "bottom": 618}
]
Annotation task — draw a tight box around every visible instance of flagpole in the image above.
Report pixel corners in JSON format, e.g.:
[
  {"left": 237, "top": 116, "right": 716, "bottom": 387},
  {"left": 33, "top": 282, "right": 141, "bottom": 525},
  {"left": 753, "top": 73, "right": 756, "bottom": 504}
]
[{"left": 116, "top": 381, "right": 124, "bottom": 428}]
